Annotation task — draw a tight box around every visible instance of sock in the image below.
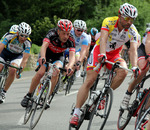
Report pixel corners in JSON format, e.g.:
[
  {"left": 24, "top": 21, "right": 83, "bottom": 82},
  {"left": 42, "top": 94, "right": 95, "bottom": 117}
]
[
  {"left": 125, "top": 90, "right": 132, "bottom": 95},
  {"left": 73, "top": 108, "right": 80, "bottom": 117}
]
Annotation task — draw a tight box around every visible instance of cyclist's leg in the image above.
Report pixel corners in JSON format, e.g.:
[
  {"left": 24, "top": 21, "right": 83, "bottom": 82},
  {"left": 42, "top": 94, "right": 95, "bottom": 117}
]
[
  {"left": 146, "top": 120, "right": 150, "bottom": 130},
  {"left": 106, "top": 54, "right": 128, "bottom": 90},
  {"left": 70, "top": 44, "right": 101, "bottom": 126},
  {"left": 50, "top": 60, "right": 63, "bottom": 94}
]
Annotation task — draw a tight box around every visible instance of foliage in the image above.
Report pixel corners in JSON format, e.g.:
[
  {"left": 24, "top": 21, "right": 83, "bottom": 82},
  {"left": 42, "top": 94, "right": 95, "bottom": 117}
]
[
  {"left": 0, "top": 0, "right": 150, "bottom": 52},
  {"left": 31, "top": 44, "right": 41, "bottom": 54},
  {"left": 31, "top": 16, "right": 58, "bottom": 46}
]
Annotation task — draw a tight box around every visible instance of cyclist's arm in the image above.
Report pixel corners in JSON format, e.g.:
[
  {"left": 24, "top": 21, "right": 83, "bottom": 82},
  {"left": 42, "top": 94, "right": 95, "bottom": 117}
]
[
  {"left": 40, "top": 38, "right": 49, "bottom": 60},
  {"left": 145, "top": 32, "right": 150, "bottom": 55},
  {"left": 68, "top": 49, "right": 75, "bottom": 69},
  {"left": 129, "top": 41, "right": 138, "bottom": 67},
  {"left": 79, "top": 45, "right": 88, "bottom": 62},
  {"left": 20, "top": 52, "right": 30, "bottom": 70},
  {"left": 99, "top": 30, "right": 109, "bottom": 54},
  {"left": 0, "top": 42, "right": 5, "bottom": 54}
]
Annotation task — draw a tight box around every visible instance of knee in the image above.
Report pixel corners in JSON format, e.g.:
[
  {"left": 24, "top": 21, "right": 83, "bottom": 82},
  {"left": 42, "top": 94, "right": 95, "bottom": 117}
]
[
  {"left": 117, "top": 69, "right": 127, "bottom": 79},
  {"left": 36, "top": 71, "right": 45, "bottom": 79},
  {"left": 9, "top": 68, "right": 16, "bottom": 76}
]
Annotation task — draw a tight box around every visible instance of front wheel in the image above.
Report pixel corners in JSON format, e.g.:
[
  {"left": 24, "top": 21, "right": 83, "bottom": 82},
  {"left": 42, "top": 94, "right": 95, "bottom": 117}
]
[
  {"left": 30, "top": 81, "right": 51, "bottom": 129},
  {"left": 87, "top": 88, "right": 113, "bottom": 130}
]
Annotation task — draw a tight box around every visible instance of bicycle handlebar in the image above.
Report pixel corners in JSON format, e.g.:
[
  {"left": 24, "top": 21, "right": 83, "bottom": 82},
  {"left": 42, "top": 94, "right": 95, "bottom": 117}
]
[{"left": 94, "top": 60, "right": 132, "bottom": 73}]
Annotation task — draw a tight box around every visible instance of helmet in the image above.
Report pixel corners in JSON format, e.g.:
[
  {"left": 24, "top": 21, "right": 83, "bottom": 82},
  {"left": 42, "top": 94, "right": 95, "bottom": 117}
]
[
  {"left": 9, "top": 25, "right": 18, "bottom": 32},
  {"left": 146, "top": 23, "right": 150, "bottom": 32},
  {"left": 18, "top": 22, "right": 31, "bottom": 35},
  {"left": 119, "top": 3, "right": 138, "bottom": 18},
  {"left": 57, "top": 19, "right": 73, "bottom": 31},
  {"left": 73, "top": 20, "right": 86, "bottom": 30},
  {"left": 90, "top": 27, "right": 98, "bottom": 36}
]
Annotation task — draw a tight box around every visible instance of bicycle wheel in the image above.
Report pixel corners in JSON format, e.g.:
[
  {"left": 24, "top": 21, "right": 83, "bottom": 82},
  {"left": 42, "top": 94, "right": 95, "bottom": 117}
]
[
  {"left": 30, "top": 81, "right": 51, "bottom": 129},
  {"left": 135, "top": 92, "right": 150, "bottom": 129},
  {"left": 65, "top": 75, "right": 74, "bottom": 95},
  {"left": 0, "top": 76, "right": 6, "bottom": 92},
  {"left": 87, "top": 88, "right": 113, "bottom": 130},
  {"left": 135, "top": 108, "right": 150, "bottom": 130},
  {"left": 23, "top": 99, "right": 34, "bottom": 124}
]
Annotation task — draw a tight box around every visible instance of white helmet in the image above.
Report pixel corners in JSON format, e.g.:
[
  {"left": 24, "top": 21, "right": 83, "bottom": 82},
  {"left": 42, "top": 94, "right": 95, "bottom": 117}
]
[
  {"left": 146, "top": 23, "right": 150, "bottom": 32},
  {"left": 18, "top": 22, "right": 31, "bottom": 35},
  {"left": 119, "top": 3, "right": 138, "bottom": 18},
  {"left": 73, "top": 20, "right": 86, "bottom": 30},
  {"left": 9, "top": 25, "right": 18, "bottom": 32}
]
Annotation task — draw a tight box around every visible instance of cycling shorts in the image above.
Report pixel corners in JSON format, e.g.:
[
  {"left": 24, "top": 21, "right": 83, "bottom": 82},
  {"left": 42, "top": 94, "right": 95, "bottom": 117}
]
[
  {"left": 87, "top": 44, "right": 124, "bottom": 73},
  {"left": 137, "top": 43, "right": 146, "bottom": 61},
  {"left": 0, "top": 48, "right": 23, "bottom": 66}
]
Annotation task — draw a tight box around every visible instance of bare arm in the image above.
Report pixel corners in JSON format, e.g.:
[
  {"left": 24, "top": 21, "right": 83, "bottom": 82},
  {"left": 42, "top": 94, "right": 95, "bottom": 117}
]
[
  {"left": 145, "top": 33, "right": 150, "bottom": 54},
  {"left": 129, "top": 42, "right": 138, "bottom": 67},
  {"left": 99, "top": 30, "right": 109, "bottom": 54},
  {"left": 0, "top": 42, "right": 5, "bottom": 54},
  {"left": 79, "top": 45, "right": 88, "bottom": 62},
  {"left": 20, "top": 52, "right": 30, "bottom": 70},
  {"left": 68, "top": 51, "right": 75, "bottom": 69}
]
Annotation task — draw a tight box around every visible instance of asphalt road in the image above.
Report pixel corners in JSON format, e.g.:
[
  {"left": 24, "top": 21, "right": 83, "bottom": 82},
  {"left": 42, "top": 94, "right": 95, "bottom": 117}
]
[{"left": 0, "top": 70, "right": 148, "bottom": 130}]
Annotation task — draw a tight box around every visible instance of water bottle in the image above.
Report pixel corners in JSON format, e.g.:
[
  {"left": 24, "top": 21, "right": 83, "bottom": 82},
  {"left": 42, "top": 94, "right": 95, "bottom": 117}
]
[{"left": 88, "top": 90, "right": 100, "bottom": 106}]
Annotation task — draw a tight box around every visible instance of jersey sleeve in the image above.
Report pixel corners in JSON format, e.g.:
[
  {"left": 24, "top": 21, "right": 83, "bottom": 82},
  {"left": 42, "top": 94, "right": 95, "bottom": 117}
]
[{"left": 101, "top": 18, "right": 110, "bottom": 31}]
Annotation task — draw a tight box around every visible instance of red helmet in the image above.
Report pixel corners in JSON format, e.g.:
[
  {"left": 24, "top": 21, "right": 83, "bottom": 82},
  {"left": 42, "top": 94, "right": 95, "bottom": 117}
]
[{"left": 57, "top": 19, "right": 73, "bottom": 31}]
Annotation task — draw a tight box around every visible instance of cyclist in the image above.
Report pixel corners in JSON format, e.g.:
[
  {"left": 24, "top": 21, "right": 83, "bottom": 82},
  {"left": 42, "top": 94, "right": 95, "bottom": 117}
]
[
  {"left": 70, "top": 3, "right": 139, "bottom": 127},
  {"left": 21, "top": 19, "right": 75, "bottom": 108},
  {"left": 89, "top": 27, "right": 98, "bottom": 55},
  {"left": 0, "top": 22, "right": 32, "bottom": 103},
  {"left": 63, "top": 20, "right": 89, "bottom": 79},
  {"left": 80, "top": 27, "right": 92, "bottom": 77},
  {"left": 120, "top": 24, "right": 150, "bottom": 109},
  {"left": 0, "top": 24, "right": 19, "bottom": 42}
]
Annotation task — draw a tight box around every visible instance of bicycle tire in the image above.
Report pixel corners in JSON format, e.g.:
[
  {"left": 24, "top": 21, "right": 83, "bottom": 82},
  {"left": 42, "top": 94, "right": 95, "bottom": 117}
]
[
  {"left": 23, "top": 99, "right": 33, "bottom": 124},
  {"left": 135, "top": 92, "right": 150, "bottom": 129},
  {"left": 135, "top": 108, "right": 150, "bottom": 130},
  {"left": 30, "top": 81, "right": 51, "bottom": 129},
  {"left": 87, "top": 88, "right": 113, "bottom": 130},
  {"left": 0, "top": 76, "right": 7, "bottom": 92},
  {"left": 65, "top": 75, "right": 73, "bottom": 95}
]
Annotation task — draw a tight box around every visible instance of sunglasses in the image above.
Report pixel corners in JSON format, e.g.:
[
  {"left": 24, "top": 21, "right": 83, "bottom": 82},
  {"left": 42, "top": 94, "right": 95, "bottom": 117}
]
[
  {"left": 19, "top": 34, "right": 29, "bottom": 38},
  {"left": 76, "top": 29, "right": 83, "bottom": 32},
  {"left": 122, "top": 15, "right": 135, "bottom": 22}
]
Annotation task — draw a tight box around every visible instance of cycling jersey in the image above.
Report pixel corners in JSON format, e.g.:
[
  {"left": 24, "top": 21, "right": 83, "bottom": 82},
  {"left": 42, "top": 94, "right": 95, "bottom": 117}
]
[
  {"left": 43, "top": 28, "right": 75, "bottom": 53},
  {"left": 87, "top": 16, "right": 139, "bottom": 73},
  {"left": 142, "top": 32, "right": 150, "bottom": 45},
  {"left": 1, "top": 32, "right": 32, "bottom": 54},
  {"left": 138, "top": 31, "right": 150, "bottom": 61},
  {"left": 96, "top": 16, "right": 139, "bottom": 54},
  {"left": 70, "top": 28, "right": 88, "bottom": 51}
]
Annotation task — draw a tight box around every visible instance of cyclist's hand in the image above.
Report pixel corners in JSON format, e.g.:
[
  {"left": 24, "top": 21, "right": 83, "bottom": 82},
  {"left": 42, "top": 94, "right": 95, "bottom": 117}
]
[
  {"left": 76, "top": 61, "right": 81, "bottom": 71},
  {"left": 131, "top": 67, "right": 141, "bottom": 78},
  {"left": 98, "top": 53, "right": 107, "bottom": 63},
  {"left": 16, "top": 70, "right": 22, "bottom": 79},
  {"left": 67, "top": 68, "right": 73, "bottom": 76},
  {"left": 39, "top": 57, "right": 46, "bottom": 65}
]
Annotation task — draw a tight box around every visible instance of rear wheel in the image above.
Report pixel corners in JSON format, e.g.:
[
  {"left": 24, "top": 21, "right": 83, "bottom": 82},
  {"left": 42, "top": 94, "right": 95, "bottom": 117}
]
[
  {"left": 87, "top": 88, "right": 113, "bottom": 130},
  {"left": 30, "top": 81, "right": 51, "bottom": 129}
]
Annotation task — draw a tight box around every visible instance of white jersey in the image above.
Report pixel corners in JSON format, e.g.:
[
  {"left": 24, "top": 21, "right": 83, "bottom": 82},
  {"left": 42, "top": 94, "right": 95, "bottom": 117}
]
[
  {"left": 70, "top": 28, "right": 89, "bottom": 51},
  {"left": 142, "top": 32, "right": 149, "bottom": 45}
]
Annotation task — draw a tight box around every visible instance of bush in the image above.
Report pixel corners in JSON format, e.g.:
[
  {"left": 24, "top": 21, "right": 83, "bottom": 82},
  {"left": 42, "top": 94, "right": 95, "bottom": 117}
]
[{"left": 31, "top": 44, "right": 41, "bottom": 54}]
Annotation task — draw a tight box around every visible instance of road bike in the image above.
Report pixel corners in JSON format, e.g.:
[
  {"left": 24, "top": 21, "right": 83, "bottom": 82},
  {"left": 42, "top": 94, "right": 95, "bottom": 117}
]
[
  {"left": 117, "top": 73, "right": 150, "bottom": 130},
  {"left": 69, "top": 60, "right": 132, "bottom": 130},
  {"left": 0, "top": 60, "right": 22, "bottom": 93},
  {"left": 23, "top": 62, "right": 66, "bottom": 130},
  {"left": 135, "top": 91, "right": 150, "bottom": 130}
]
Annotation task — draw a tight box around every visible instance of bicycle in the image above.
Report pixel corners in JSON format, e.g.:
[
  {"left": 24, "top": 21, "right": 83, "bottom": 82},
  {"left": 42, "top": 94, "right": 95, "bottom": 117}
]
[
  {"left": 0, "top": 60, "right": 22, "bottom": 93},
  {"left": 23, "top": 62, "right": 66, "bottom": 130},
  {"left": 69, "top": 60, "right": 132, "bottom": 130},
  {"left": 117, "top": 73, "right": 150, "bottom": 130},
  {"left": 135, "top": 91, "right": 150, "bottom": 130}
]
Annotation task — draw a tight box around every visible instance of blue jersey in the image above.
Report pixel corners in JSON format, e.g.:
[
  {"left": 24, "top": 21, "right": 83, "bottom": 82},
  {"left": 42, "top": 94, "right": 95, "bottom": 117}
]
[
  {"left": 1, "top": 32, "right": 32, "bottom": 54},
  {"left": 70, "top": 28, "right": 89, "bottom": 51}
]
